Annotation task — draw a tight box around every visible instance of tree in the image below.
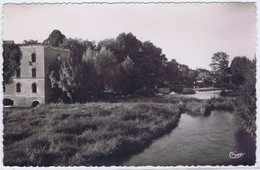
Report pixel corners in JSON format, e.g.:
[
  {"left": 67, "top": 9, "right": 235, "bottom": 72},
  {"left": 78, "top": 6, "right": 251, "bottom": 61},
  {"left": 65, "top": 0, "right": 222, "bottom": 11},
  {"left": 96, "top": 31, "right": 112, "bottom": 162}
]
[
  {"left": 186, "top": 69, "right": 199, "bottom": 87},
  {"left": 94, "top": 47, "right": 119, "bottom": 91},
  {"left": 230, "top": 56, "right": 251, "bottom": 85},
  {"left": 64, "top": 38, "right": 87, "bottom": 65},
  {"left": 209, "top": 52, "right": 229, "bottom": 82},
  {"left": 43, "top": 29, "right": 68, "bottom": 47},
  {"left": 49, "top": 59, "right": 101, "bottom": 103},
  {"left": 113, "top": 32, "right": 143, "bottom": 63},
  {"left": 97, "top": 38, "right": 116, "bottom": 52},
  {"left": 164, "top": 59, "right": 180, "bottom": 85},
  {"left": 178, "top": 64, "right": 189, "bottom": 77},
  {"left": 63, "top": 38, "right": 96, "bottom": 65},
  {"left": 3, "top": 43, "right": 22, "bottom": 83},
  {"left": 98, "top": 32, "right": 167, "bottom": 92},
  {"left": 49, "top": 60, "right": 76, "bottom": 102},
  {"left": 235, "top": 58, "right": 256, "bottom": 140},
  {"left": 82, "top": 46, "right": 98, "bottom": 62},
  {"left": 177, "top": 64, "right": 198, "bottom": 87},
  {"left": 115, "top": 56, "right": 135, "bottom": 94},
  {"left": 103, "top": 33, "right": 144, "bottom": 92},
  {"left": 139, "top": 41, "right": 167, "bottom": 88}
]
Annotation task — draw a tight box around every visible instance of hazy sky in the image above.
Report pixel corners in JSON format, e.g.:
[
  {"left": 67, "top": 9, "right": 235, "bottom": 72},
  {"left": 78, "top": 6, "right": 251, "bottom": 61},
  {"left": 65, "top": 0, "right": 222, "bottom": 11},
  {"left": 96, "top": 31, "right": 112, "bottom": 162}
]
[{"left": 3, "top": 3, "right": 256, "bottom": 70}]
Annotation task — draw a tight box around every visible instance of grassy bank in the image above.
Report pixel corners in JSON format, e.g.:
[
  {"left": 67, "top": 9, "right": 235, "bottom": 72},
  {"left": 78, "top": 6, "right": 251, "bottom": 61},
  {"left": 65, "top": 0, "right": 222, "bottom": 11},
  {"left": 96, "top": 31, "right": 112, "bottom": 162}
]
[
  {"left": 4, "top": 102, "right": 180, "bottom": 166},
  {"left": 178, "top": 97, "right": 234, "bottom": 116}
]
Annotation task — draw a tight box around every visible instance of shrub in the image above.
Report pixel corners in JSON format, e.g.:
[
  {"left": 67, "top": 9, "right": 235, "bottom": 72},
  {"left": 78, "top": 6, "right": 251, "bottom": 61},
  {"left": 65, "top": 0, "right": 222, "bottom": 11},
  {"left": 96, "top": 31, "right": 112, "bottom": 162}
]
[
  {"left": 182, "top": 88, "right": 195, "bottom": 94},
  {"left": 208, "top": 97, "right": 234, "bottom": 111},
  {"left": 220, "top": 90, "right": 227, "bottom": 97},
  {"left": 135, "top": 88, "right": 155, "bottom": 97}
]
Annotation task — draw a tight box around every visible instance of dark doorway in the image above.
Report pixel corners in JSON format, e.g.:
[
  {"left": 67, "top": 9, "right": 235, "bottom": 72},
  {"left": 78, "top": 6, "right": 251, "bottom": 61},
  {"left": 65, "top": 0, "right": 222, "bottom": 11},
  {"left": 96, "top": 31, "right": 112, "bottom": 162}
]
[
  {"left": 3, "top": 99, "right": 14, "bottom": 106},
  {"left": 31, "top": 101, "right": 39, "bottom": 107}
]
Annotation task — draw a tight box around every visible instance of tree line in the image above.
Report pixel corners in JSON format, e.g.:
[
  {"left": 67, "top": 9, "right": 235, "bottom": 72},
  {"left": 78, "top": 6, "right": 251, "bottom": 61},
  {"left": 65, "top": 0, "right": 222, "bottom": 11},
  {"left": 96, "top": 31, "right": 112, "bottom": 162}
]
[
  {"left": 3, "top": 30, "right": 256, "bottom": 103},
  {"left": 40, "top": 30, "right": 199, "bottom": 102}
]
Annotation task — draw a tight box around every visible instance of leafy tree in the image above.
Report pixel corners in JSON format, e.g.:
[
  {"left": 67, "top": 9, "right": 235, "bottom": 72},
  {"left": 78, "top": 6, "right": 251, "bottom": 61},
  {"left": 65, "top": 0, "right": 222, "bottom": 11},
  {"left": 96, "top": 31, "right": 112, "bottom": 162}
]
[
  {"left": 43, "top": 29, "right": 68, "bottom": 47},
  {"left": 164, "top": 59, "right": 180, "bottom": 85},
  {"left": 113, "top": 32, "right": 143, "bottom": 63},
  {"left": 115, "top": 56, "right": 135, "bottom": 94},
  {"left": 94, "top": 47, "right": 119, "bottom": 91},
  {"left": 178, "top": 64, "right": 189, "bottom": 77},
  {"left": 49, "top": 58, "right": 101, "bottom": 103},
  {"left": 3, "top": 43, "right": 22, "bottom": 83},
  {"left": 49, "top": 60, "right": 75, "bottom": 102},
  {"left": 210, "top": 52, "right": 229, "bottom": 72},
  {"left": 98, "top": 32, "right": 167, "bottom": 92},
  {"left": 64, "top": 38, "right": 96, "bottom": 65},
  {"left": 230, "top": 56, "right": 251, "bottom": 85},
  {"left": 209, "top": 52, "right": 229, "bottom": 82},
  {"left": 46, "top": 58, "right": 64, "bottom": 102},
  {"left": 82, "top": 46, "right": 98, "bottom": 62},
  {"left": 77, "top": 61, "right": 102, "bottom": 101},
  {"left": 65, "top": 38, "right": 87, "bottom": 65},
  {"left": 140, "top": 41, "right": 167, "bottom": 88},
  {"left": 177, "top": 64, "right": 198, "bottom": 87},
  {"left": 235, "top": 58, "right": 256, "bottom": 140},
  {"left": 186, "top": 69, "right": 198, "bottom": 87},
  {"left": 97, "top": 39, "right": 116, "bottom": 52},
  {"left": 102, "top": 33, "right": 144, "bottom": 92}
]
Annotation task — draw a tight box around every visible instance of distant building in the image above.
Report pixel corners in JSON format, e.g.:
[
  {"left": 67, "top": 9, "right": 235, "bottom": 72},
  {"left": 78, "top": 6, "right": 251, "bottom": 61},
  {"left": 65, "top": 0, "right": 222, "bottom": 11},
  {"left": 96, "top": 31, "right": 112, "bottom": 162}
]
[
  {"left": 197, "top": 69, "right": 211, "bottom": 81},
  {"left": 3, "top": 44, "right": 70, "bottom": 106},
  {"left": 3, "top": 40, "right": 15, "bottom": 44},
  {"left": 195, "top": 69, "right": 216, "bottom": 87},
  {"left": 169, "top": 79, "right": 187, "bottom": 92}
]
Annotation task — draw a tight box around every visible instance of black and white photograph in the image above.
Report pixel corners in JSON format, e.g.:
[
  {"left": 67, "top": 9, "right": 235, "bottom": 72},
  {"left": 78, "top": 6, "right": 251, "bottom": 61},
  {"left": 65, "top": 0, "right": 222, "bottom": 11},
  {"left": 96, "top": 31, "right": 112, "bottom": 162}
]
[{"left": 1, "top": 1, "right": 258, "bottom": 168}]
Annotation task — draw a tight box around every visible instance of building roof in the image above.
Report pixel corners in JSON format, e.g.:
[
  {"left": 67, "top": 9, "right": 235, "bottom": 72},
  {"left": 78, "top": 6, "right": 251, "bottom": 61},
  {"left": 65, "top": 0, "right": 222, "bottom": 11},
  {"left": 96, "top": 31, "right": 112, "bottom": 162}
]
[
  {"left": 19, "top": 44, "right": 70, "bottom": 52},
  {"left": 3, "top": 40, "right": 15, "bottom": 44},
  {"left": 197, "top": 68, "right": 210, "bottom": 73}
]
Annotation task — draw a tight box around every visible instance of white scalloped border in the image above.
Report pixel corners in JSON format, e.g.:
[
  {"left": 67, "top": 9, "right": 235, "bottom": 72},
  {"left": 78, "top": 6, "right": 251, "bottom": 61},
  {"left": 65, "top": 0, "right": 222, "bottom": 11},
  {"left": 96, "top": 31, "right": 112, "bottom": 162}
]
[{"left": 0, "top": 1, "right": 258, "bottom": 170}]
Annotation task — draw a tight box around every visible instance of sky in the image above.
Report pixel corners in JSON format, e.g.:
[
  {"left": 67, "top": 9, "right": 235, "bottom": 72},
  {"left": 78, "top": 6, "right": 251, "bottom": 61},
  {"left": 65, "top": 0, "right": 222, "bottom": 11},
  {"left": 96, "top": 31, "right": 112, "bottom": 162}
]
[{"left": 3, "top": 2, "right": 256, "bottom": 70}]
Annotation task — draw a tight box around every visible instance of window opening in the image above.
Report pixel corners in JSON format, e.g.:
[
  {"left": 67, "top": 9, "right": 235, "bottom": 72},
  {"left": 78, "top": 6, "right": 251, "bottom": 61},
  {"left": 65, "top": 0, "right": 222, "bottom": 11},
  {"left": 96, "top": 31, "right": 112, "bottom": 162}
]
[
  {"left": 16, "top": 68, "right": 20, "bottom": 77},
  {"left": 32, "top": 68, "right": 36, "bottom": 77},
  {"left": 31, "top": 53, "right": 36, "bottom": 62},
  {"left": 16, "top": 83, "right": 21, "bottom": 92},
  {"left": 32, "top": 83, "right": 37, "bottom": 93}
]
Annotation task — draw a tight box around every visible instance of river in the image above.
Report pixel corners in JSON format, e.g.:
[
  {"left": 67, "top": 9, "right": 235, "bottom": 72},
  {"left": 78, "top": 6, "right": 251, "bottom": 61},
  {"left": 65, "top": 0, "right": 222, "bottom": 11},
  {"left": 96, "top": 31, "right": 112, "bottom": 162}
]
[
  {"left": 123, "top": 92, "right": 255, "bottom": 166},
  {"left": 169, "top": 90, "right": 221, "bottom": 99}
]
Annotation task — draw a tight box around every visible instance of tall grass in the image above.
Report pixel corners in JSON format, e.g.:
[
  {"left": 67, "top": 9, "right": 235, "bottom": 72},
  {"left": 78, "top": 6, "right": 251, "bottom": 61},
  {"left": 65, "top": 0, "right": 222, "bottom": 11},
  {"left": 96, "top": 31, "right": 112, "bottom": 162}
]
[
  {"left": 179, "top": 97, "right": 234, "bottom": 116},
  {"left": 4, "top": 102, "right": 180, "bottom": 166}
]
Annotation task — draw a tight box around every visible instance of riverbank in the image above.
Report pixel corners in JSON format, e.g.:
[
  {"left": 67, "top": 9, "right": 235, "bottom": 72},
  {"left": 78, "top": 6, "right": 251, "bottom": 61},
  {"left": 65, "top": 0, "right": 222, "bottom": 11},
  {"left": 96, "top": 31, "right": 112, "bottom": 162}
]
[
  {"left": 124, "top": 111, "right": 255, "bottom": 166},
  {"left": 4, "top": 102, "right": 180, "bottom": 166},
  {"left": 4, "top": 92, "right": 246, "bottom": 166},
  {"left": 180, "top": 97, "right": 234, "bottom": 116}
]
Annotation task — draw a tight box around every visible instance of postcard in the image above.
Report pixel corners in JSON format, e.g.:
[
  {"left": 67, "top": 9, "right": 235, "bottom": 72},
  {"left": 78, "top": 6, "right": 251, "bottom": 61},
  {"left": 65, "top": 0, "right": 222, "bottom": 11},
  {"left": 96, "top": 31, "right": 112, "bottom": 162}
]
[{"left": 1, "top": 1, "right": 258, "bottom": 168}]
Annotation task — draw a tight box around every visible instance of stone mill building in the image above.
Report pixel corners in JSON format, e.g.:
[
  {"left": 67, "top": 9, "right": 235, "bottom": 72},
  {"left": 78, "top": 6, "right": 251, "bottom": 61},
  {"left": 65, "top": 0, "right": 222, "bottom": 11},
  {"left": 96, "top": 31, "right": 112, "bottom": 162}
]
[{"left": 3, "top": 44, "right": 70, "bottom": 106}]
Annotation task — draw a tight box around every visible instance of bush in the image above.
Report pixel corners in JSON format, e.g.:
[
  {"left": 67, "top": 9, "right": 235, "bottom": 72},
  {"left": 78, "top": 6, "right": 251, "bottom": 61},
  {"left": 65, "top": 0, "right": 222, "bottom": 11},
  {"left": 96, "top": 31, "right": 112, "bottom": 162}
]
[
  {"left": 220, "top": 90, "right": 227, "bottom": 97},
  {"left": 208, "top": 97, "right": 234, "bottom": 111},
  {"left": 135, "top": 88, "right": 155, "bottom": 97},
  {"left": 182, "top": 88, "right": 195, "bottom": 94}
]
